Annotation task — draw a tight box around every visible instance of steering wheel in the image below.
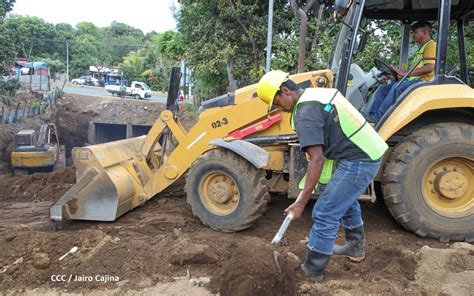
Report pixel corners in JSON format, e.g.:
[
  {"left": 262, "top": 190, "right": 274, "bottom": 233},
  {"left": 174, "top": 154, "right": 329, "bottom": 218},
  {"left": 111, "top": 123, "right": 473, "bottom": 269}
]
[{"left": 374, "top": 57, "right": 398, "bottom": 81}]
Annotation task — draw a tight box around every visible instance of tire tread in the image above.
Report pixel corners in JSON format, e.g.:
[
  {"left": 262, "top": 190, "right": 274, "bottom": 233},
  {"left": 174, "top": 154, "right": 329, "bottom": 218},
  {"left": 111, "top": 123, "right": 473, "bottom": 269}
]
[
  {"left": 185, "top": 149, "right": 270, "bottom": 232},
  {"left": 382, "top": 122, "right": 473, "bottom": 242}
]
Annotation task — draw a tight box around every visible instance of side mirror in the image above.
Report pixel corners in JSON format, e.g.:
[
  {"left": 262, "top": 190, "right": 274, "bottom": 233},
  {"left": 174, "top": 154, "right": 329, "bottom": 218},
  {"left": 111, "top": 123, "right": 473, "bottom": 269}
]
[{"left": 355, "top": 31, "right": 367, "bottom": 53}]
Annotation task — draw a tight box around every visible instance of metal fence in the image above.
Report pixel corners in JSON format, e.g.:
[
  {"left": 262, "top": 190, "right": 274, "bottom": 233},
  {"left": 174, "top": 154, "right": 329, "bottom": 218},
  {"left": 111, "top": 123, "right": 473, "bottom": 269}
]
[
  {"left": 0, "top": 98, "right": 52, "bottom": 124},
  {"left": 18, "top": 75, "right": 50, "bottom": 92}
]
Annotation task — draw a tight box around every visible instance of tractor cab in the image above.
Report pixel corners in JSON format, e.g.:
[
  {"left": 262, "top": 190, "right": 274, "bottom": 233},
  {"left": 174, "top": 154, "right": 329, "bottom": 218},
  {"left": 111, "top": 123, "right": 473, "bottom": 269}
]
[
  {"left": 14, "top": 124, "right": 59, "bottom": 152},
  {"left": 326, "top": 0, "right": 473, "bottom": 130},
  {"left": 15, "top": 130, "right": 37, "bottom": 150}
]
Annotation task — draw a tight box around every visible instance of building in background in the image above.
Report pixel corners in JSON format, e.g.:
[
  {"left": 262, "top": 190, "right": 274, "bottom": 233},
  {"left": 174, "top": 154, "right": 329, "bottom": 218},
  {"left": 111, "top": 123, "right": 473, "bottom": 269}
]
[{"left": 10, "top": 60, "right": 51, "bottom": 92}]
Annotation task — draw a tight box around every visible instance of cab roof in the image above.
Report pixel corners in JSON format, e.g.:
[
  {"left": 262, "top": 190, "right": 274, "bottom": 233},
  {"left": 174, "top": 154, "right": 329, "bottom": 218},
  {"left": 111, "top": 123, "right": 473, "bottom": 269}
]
[
  {"left": 17, "top": 130, "right": 35, "bottom": 136},
  {"left": 363, "top": 0, "right": 473, "bottom": 22}
]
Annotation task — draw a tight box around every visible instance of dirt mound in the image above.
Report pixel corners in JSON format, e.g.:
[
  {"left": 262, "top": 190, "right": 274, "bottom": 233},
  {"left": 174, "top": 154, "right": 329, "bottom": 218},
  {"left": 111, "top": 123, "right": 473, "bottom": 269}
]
[
  {"left": 51, "top": 95, "right": 98, "bottom": 158},
  {"left": 0, "top": 167, "right": 75, "bottom": 202},
  {"left": 0, "top": 227, "right": 111, "bottom": 290},
  {"left": 415, "top": 243, "right": 474, "bottom": 296},
  {"left": 1, "top": 226, "right": 162, "bottom": 290},
  {"left": 298, "top": 243, "right": 474, "bottom": 296},
  {"left": 210, "top": 237, "right": 297, "bottom": 296},
  {"left": 0, "top": 128, "right": 15, "bottom": 175}
]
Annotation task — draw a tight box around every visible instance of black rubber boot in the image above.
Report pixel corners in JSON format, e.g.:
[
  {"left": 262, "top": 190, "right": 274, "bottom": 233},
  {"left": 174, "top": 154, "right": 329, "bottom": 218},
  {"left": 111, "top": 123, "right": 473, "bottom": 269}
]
[
  {"left": 333, "top": 226, "right": 365, "bottom": 262},
  {"left": 301, "top": 249, "right": 331, "bottom": 282}
]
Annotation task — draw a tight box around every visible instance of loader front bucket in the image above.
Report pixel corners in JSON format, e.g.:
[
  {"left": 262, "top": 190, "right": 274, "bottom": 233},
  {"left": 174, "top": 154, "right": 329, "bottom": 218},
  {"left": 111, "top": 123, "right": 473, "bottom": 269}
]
[{"left": 50, "top": 136, "right": 158, "bottom": 221}]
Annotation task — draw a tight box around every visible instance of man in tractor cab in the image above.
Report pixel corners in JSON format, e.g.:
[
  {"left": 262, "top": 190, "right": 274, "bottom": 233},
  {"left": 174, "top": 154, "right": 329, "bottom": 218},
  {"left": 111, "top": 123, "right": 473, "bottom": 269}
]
[
  {"left": 257, "top": 70, "right": 388, "bottom": 282},
  {"left": 368, "top": 21, "right": 437, "bottom": 122}
]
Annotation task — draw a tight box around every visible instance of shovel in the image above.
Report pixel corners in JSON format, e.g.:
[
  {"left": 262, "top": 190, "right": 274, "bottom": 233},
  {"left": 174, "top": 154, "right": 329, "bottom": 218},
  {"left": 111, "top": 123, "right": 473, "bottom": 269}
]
[
  {"left": 59, "top": 246, "right": 78, "bottom": 261},
  {"left": 271, "top": 211, "right": 294, "bottom": 245}
]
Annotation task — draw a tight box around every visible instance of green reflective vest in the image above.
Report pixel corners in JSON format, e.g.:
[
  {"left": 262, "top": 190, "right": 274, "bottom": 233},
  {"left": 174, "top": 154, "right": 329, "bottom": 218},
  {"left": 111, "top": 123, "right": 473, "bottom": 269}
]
[
  {"left": 291, "top": 88, "right": 388, "bottom": 189},
  {"left": 408, "top": 39, "right": 435, "bottom": 81}
]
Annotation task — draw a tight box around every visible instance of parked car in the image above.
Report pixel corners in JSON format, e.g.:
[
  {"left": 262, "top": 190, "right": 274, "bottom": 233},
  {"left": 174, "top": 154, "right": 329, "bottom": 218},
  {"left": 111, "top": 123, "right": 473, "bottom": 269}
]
[{"left": 71, "top": 76, "right": 99, "bottom": 86}]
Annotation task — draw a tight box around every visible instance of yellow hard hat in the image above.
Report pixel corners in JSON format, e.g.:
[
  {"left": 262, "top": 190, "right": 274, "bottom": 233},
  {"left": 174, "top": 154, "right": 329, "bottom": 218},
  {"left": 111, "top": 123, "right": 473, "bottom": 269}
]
[{"left": 257, "top": 70, "right": 288, "bottom": 111}]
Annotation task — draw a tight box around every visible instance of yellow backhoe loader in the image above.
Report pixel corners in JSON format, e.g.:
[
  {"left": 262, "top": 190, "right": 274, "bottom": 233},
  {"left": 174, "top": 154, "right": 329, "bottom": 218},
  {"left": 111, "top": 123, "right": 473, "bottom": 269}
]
[
  {"left": 11, "top": 123, "right": 65, "bottom": 174},
  {"left": 51, "top": 0, "right": 473, "bottom": 242}
]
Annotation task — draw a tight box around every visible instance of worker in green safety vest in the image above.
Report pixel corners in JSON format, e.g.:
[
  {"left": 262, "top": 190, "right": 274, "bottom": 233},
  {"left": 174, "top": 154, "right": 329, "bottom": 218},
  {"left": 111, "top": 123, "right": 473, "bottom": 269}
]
[
  {"left": 257, "top": 70, "right": 388, "bottom": 282},
  {"left": 368, "top": 21, "right": 437, "bottom": 122}
]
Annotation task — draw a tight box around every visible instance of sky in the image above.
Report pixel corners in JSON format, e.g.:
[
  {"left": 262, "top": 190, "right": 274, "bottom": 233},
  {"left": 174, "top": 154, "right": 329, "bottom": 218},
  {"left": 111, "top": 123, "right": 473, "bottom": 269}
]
[{"left": 11, "top": 0, "right": 179, "bottom": 33}]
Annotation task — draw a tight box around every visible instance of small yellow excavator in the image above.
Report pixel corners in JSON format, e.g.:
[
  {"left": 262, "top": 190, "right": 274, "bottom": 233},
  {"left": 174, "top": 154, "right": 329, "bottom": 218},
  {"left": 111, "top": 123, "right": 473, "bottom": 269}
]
[
  {"left": 11, "top": 123, "right": 65, "bottom": 174},
  {"left": 51, "top": 0, "right": 473, "bottom": 242}
]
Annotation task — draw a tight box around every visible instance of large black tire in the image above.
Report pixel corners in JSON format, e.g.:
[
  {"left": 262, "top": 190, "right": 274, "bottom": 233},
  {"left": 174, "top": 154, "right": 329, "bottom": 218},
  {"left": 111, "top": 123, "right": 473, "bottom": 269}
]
[
  {"left": 382, "top": 123, "right": 473, "bottom": 242},
  {"left": 185, "top": 149, "right": 270, "bottom": 232}
]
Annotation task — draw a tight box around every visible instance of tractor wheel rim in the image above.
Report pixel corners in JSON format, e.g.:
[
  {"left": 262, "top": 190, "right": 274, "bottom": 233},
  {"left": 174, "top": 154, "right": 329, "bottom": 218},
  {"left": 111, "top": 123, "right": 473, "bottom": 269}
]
[
  {"left": 422, "top": 157, "right": 473, "bottom": 217},
  {"left": 199, "top": 172, "right": 240, "bottom": 216}
]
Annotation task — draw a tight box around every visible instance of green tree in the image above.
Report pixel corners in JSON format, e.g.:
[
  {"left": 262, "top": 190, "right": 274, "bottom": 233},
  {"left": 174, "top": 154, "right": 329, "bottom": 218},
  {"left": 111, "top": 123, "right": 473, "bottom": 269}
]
[
  {"left": 177, "top": 0, "right": 272, "bottom": 98},
  {"left": 71, "top": 35, "right": 100, "bottom": 77},
  {"left": 0, "top": 1, "right": 22, "bottom": 72},
  {"left": 271, "top": 4, "right": 338, "bottom": 73},
  {"left": 104, "top": 21, "right": 145, "bottom": 66},
  {"left": 0, "top": 25, "right": 16, "bottom": 73},
  {"left": 289, "top": 0, "right": 321, "bottom": 73},
  {"left": 50, "top": 23, "right": 75, "bottom": 61},
  {"left": 0, "top": 0, "right": 14, "bottom": 19},
  {"left": 71, "top": 22, "right": 110, "bottom": 76},
  {"left": 3, "top": 16, "right": 56, "bottom": 58},
  {"left": 352, "top": 20, "right": 401, "bottom": 72},
  {"left": 141, "top": 30, "right": 184, "bottom": 91},
  {"left": 119, "top": 51, "right": 145, "bottom": 83}
]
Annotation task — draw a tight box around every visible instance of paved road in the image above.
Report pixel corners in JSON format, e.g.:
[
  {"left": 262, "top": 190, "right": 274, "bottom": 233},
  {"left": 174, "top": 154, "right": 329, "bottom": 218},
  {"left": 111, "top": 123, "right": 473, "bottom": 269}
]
[{"left": 62, "top": 85, "right": 167, "bottom": 103}]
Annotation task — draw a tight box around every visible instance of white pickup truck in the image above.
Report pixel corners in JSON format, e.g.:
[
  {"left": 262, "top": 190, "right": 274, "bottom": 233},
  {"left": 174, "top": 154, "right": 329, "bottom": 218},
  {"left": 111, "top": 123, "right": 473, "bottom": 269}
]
[{"left": 105, "top": 81, "right": 152, "bottom": 99}]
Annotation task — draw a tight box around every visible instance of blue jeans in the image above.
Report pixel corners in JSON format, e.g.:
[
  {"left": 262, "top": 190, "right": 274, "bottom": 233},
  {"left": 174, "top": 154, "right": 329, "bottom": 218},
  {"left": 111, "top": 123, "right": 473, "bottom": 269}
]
[
  {"left": 369, "top": 80, "right": 419, "bottom": 122},
  {"left": 308, "top": 159, "right": 382, "bottom": 255}
]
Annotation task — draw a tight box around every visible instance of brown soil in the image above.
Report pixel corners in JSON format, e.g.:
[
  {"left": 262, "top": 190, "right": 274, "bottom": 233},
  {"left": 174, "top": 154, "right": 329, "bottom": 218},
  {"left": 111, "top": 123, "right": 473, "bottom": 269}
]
[
  {"left": 0, "top": 93, "right": 472, "bottom": 295},
  {"left": 0, "top": 168, "right": 75, "bottom": 202}
]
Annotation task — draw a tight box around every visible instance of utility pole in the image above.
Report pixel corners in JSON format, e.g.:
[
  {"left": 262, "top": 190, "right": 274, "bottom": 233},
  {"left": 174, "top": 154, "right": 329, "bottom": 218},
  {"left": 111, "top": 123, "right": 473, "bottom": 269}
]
[
  {"left": 66, "top": 41, "right": 69, "bottom": 82},
  {"left": 265, "top": 0, "right": 274, "bottom": 72}
]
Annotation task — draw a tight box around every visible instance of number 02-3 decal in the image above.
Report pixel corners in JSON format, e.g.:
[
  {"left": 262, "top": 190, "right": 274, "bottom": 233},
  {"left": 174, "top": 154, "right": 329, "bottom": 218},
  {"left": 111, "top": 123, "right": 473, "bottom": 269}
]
[{"left": 211, "top": 117, "right": 229, "bottom": 129}]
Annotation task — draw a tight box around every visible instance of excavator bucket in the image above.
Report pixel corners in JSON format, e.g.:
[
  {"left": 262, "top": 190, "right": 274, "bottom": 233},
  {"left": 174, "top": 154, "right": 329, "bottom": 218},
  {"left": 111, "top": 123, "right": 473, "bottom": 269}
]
[{"left": 50, "top": 135, "right": 159, "bottom": 221}]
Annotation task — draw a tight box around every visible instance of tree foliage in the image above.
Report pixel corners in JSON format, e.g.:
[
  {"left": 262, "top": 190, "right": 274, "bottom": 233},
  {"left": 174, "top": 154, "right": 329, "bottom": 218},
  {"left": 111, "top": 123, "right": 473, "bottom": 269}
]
[
  {"left": 0, "top": 0, "right": 15, "bottom": 72},
  {"left": 0, "top": 10, "right": 184, "bottom": 89},
  {"left": 0, "top": 0, "right": 14, "bottom": 19},
  {"left": 3, "top": 16, "right": 56, "bottom": 59},
  {"left": 0, "top": 0, "right": 472, "bottom": 95},
  {"left": 176, "top": 0, "right": 272, "bottom": 96}
]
